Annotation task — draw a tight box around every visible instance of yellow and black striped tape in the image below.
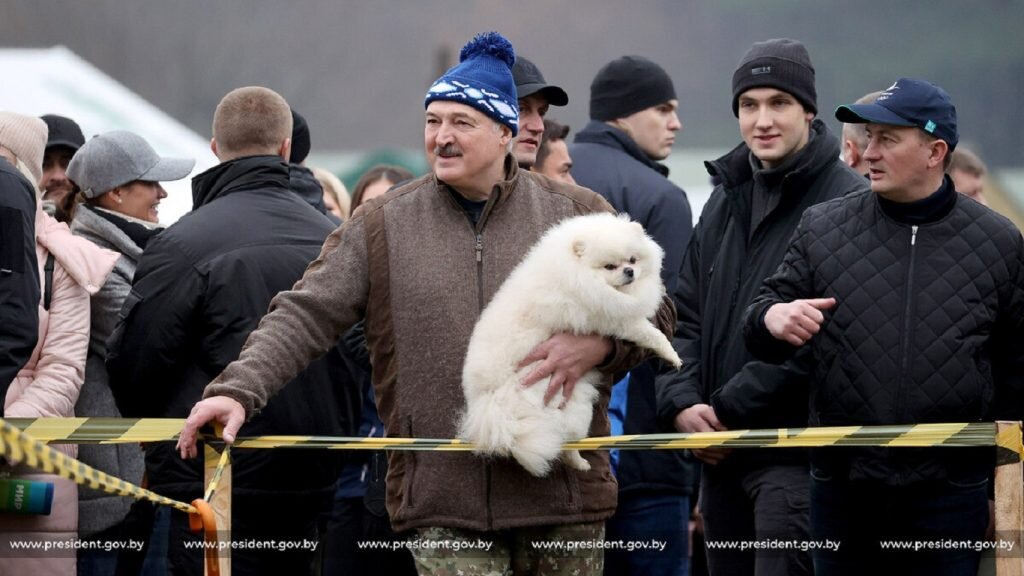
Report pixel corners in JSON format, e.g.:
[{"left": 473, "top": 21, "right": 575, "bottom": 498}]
[
  {"left": 3, "top": 417, "right": 1019, "bottom": 457},
  {"left": 3, "top": 417, "right": 187, "bottom": 444},
  {"left": 3, "top": 417, "right": 1020, "bottom": 519},
  {"left": 0, "top": 418, "right": 197, "bottom": 515}
]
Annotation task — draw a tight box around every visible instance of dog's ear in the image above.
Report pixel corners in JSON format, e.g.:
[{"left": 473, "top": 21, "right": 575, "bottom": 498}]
[{"left": 573, "top": 239, "right": 587, "bottom": 258}]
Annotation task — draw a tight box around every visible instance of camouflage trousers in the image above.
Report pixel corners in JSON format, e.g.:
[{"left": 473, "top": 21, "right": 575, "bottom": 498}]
[{"left": 412, "top": 521, "right": 605, "bottom": 575}]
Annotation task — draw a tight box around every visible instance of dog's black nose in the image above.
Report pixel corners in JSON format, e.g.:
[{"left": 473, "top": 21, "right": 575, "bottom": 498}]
[{"left": 624, "top": 267, "right": 634, "bottom": 278}]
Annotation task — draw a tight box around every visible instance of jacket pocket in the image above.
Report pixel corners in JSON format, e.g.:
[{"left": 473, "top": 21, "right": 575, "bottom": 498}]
[
  {"left": 946, "top": 475, "right": 988, "bottom": 490},
  {"left": 973, "top": 347, "right": 994, "bottom": 420},
  {"left": 810, "top": 466, "right": 834, "bottom": 483},
  {"left": 400, "top": 415, "right": 415, "bottom": 509},
  {"left": 0, "top": 206, "right": 27, "bottom": 273},
  {"left": 559, "top": 463, "right": 580, "bottom": 511}
]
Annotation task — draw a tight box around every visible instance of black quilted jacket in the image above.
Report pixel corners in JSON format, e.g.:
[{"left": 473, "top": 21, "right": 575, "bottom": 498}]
[{"left": 744, "top": 183, "right": 1024, "bottom": 485}]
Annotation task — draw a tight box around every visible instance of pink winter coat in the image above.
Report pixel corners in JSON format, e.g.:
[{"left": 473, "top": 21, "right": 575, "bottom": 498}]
[{"left": 0, "top": 208, "right": 117, "bottom": 575}]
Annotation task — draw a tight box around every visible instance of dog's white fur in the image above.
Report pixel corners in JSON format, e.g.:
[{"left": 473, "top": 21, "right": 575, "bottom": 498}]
[{"left": 458, "top": 213, "right": 682, "bottom": 477}]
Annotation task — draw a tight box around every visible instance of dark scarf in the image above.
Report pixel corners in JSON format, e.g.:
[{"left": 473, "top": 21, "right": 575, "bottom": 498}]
[{"left": 88, "top": 205, "right": 164, "bottom": 249}]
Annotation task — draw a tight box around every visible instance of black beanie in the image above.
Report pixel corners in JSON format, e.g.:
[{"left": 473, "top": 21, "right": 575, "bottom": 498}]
[
  {"left": 731, "top": 39, "right": 816, "bottom": 116},
  {"left": 290, "top": 109, "right": 311, "bottom": 164},
  {"left": 589, "top": 56, "right": 676, "bottom": 121}
]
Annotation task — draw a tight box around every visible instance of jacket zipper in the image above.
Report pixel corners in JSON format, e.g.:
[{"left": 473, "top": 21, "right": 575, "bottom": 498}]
[
  {"left": 475, "top": 229, "right": 492, "bottom": 529},
  {"left": 894, "top": 225, "right": 918, "bottom": 449},
  {"left": 475, "top": 233, "right": 484, "bottom": 311},
  {"left": 473, "top": 200, "right": 491, "bottom": 530}
]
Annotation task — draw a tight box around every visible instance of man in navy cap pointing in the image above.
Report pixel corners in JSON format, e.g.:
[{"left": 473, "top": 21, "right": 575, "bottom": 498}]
[{"left": 743, "top": 78, "right": 1024, "bottom": 573}]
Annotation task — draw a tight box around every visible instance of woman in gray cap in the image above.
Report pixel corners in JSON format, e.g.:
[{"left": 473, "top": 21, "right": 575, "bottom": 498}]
[{"left": 65, "top": 130, "right": 193, "bottom": 573}]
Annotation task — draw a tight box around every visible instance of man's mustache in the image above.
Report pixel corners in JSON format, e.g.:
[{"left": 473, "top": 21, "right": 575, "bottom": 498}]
[{"left": 435, "top": 144, "right": 462, "bottom": 157}]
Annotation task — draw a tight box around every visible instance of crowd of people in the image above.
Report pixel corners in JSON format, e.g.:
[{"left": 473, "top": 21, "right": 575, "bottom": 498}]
[{"left": 1, "top": 29, "right": 1021, "bottom": 576}]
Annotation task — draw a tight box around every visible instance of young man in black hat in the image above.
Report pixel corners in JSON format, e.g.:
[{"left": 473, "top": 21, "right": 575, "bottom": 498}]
[
  {"left": 745, "top": 77, "right": 1024, "bottom": 574},
  {"left": 39, "top": 114, "right": 86, "bottom": 222},
  {"left": 570, "top": 55, "right": 694, "bottom": 576},
  {"left": 511, "top": 56, "right": 568, "bottom": 169},
  {"left": 656, "top": 39, "right": 866, "bottom": 575}
]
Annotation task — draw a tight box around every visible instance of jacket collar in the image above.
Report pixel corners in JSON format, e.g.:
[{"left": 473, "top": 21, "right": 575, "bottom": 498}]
[
  {"left": 191, "top": 155, "right": 291, "bottom": 210},
  {"left": 71, "top": 204, "right": 152, "bottom": 259},
  {"left": 289, "top": 164, "right": 328, "bottom": 215},
  {"left": 433, "top": 153, "right": 520, "bottom": 226},
  {"left": 574, "top": 120, "right": 670, "bottom": 177}
]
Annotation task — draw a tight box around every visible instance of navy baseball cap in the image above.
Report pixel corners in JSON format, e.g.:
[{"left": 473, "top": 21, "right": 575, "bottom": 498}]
[{"left": 835, "top": 78, "right": 958, "bottom": 150}]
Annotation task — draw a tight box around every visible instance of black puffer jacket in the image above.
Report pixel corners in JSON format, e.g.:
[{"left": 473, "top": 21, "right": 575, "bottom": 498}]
[
  {"left": 107, "top": 156, "right": 359, "bottom": 499},
  {"left": 744, "top": 182, "right": 1024, "bottom": 484},
  {"left": 656, "top": 122, "right": 864, "bottom": 423},
  {"left": 655, "top": 121, "right": 867, "bottom": 470}
]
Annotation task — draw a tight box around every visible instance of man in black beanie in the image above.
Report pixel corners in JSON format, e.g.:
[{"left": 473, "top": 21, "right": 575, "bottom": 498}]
[
  {"left": 570, "top": 55, "right": 694, "bottom": 576},
  {"left": 656, "top": 38, "right": 866, "bottom": 575},
  {"left": 287, "top": 108, "right": 340, "bottom": 224}
]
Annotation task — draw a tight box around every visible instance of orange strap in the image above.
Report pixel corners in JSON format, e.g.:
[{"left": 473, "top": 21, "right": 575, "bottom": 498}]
[{"left": 189, "top": 499, "right": 220, "bottom": 576}]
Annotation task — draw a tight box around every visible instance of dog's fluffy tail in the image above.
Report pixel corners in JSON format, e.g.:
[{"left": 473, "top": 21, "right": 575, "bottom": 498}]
[{"left": 458, "top": 386, "right": 518, "bottom": 456}]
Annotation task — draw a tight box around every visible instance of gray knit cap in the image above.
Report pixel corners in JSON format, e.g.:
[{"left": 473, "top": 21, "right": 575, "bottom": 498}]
[{"left": 732, "top": 38, "right": 816, "bottom": 116}]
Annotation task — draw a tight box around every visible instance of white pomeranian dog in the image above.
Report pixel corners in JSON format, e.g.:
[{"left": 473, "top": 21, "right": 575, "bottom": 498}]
[{"left": 458, "top": 212, "right": 682, "bottom": 477}]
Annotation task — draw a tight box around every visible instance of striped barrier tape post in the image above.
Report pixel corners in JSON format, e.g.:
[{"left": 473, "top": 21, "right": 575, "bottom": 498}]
[
  {"left": 0, "top": 418, "right": 197, "bottom": 515},
  {"left": 2, "top": 418, "right": 1020, "bottom": 458},
  {"left": 203, "top": 445, "right": 231, "bottom": 503}
]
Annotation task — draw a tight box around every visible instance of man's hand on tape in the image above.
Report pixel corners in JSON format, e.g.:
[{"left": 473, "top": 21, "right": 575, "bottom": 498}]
[
  {"left": 176, "top": 396, "right": 245, "bottom": 459},
  {"left": 675, "top": 403, "right": 731, "bottom": 465}
]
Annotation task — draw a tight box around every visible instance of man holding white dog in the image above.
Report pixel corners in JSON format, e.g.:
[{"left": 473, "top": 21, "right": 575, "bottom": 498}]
[
  {"left": 655, "top": 39, "right": 867, "bottom": 575},
  {"left": 176, "top": 31, "right": 674, "bottom": 574}
]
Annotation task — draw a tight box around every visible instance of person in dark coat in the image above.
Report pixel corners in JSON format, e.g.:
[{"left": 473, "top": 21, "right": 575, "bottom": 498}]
[
  {"left": 744, "top": 77, "right": 1024, "bottom": 575},
  {"left": 106, "top": 87, "right": 359, "bottom": 576},
  {"left": 570, "top": 55, "right": 694, "bottom": 576},
  {"left": 655, "top": 39, "right": 867, "bottom": 576},
  {"left": 288, "top": 108, "right": 341, "bottom": 225},
  {"left": 0, "top": 112, "right": 43, "bottom": 417}
]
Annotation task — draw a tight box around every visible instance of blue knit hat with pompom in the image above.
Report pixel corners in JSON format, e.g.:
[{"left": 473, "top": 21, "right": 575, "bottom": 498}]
[{"left": 425, "top": 31, "right": 519, "bottom": 136}]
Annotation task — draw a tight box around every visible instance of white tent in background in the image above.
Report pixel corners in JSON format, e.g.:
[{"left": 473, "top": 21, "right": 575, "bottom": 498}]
[{"left": 0, "top": 45, "right": 216, "bottom": 224}]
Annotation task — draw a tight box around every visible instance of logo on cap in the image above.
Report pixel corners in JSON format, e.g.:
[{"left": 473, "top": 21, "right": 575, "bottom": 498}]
[
  {"left": 751, "top": 66, "right": 772, "bottom": 75},
  {"left": 924, "top": 120, "right": 936, "bottom": 134}
]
